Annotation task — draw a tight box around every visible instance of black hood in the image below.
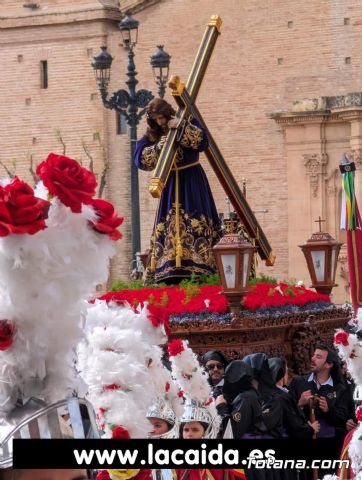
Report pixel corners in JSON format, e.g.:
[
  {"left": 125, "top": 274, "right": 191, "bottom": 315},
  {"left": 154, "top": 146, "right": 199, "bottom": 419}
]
[
  {"left": 268, "top": 357, "right": 286, "bottom": 384},
  {"left": 223, "top": 360, "right": 253, "bottom": 400},
  {"left": 243, "top": 353, "right": 275, "bottom": 390}
]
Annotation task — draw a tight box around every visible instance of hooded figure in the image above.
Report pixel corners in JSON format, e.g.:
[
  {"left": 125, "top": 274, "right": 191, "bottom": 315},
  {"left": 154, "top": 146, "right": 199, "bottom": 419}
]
[
  {"left": 268, "top": 357, "right": 287, "bottom": 385},
  {"left": 267, "top": 357, "right": 319, "bottom": 440},
  {"left": 201, "top": 350, "right": 228, "bottom": 396},
  {"left": 242, "top": 353, "right": 284, "bottom": 439},
  {"left": 216, "top": 360, "right": 264, "bottom": 439}
]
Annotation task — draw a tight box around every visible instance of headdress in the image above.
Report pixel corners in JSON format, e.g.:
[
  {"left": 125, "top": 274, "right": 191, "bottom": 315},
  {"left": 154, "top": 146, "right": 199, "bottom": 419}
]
[
  {"left": 167, "top": 339, "right": 220, "bottom": 438},
  {"left": 146, "top": 397, "right": 176, "bottom": 426},
  {"left": 0, "top": 396, "right": 100, "bottom": 468},
  {"left": 179, "top": 396, "right": 213, "bottom": 437}
]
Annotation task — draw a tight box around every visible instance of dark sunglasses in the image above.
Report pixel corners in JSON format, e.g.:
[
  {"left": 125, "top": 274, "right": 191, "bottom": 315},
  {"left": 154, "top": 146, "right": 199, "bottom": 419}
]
[{"left": 206, "top": 362, "right": 224, "bottom": 371}]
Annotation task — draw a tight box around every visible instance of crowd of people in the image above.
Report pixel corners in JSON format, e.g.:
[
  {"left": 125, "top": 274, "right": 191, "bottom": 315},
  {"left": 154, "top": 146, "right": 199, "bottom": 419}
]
[{"left": 144, "top": 345, "right": 357, "bottom": 479}]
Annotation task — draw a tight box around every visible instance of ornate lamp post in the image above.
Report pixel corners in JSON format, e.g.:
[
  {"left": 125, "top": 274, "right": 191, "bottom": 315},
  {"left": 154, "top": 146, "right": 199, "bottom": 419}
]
[
  {"left": 150, "top": 45, "right": 171, "bottom": 99},
  {"left": 213, "top": 220, "right": 256, "bottom": 316},
  {"left": 92, "top": 14, "right": 171, "bottom": 262},
  {"left": 299, "top": 217, "right": 342, "bottom": 295}
]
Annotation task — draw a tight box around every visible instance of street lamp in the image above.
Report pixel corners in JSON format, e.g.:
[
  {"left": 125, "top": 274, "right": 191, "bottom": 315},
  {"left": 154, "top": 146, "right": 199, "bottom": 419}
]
[
  {"left": 213, "top": 220, "right": 256, "bottom": 317},
  {"left": 299, "top": 217, "right": 342, "bottom": 295},
  {"left": 150, "top": 45, "right": 171, "bottom": 99},
  {"left": 119, "top": 14, "right": 139, "bottom": 48},
  {"left": 92, "top": 14, "right": 171, "bottom": 263}
]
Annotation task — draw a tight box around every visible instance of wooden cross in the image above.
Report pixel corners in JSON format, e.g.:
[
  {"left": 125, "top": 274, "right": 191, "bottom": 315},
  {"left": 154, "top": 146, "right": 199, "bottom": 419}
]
[
  {"left": 148, "top": 15, "right": 275, "bottom": 266},
  {"left": 314, "top": 216, "right": 326, "bottom": 232}
]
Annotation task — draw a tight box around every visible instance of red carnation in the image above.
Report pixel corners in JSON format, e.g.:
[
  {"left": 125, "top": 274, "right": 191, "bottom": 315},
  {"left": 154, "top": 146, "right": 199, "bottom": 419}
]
[
  {"left": 112, "top": 425, "right": 131, "bottom": 439},
  {"left": 96, "top": 471, "right": 110, "bottom": 480},
  {"left": 356, "top": 406, "right": 362, "bottom": 422},
  {"left": 36, "top": 153, "right": 97, "bottom": 213},
  {"left": 0, "top": 320, "right": 15, "bottom": 351},
  {"left": 178, "top": 390, "right": 185, "bottom": 398},
  {"left": 165, "top": 382, "right": 170, "bottom": 393},
  {"left": 334, "top": 331, "right": 349, "bottom": 347},
  {"left": 167, "top": 339, "right": 185, "bottom": 357},
  {"left": 0, "top": 177, "right": 50, "bottom": 237},
  {"left": 90, "top": 198, "right": 124, "bottom": 241}
]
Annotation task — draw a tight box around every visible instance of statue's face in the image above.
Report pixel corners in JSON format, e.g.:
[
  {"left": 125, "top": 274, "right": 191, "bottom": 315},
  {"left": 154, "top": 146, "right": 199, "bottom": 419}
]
[
  {"left": 15, "top": 470, "right": 88, "bottom": 480},
  {"left": 154, "top": 114, "right": 168, "bottom": 128}
]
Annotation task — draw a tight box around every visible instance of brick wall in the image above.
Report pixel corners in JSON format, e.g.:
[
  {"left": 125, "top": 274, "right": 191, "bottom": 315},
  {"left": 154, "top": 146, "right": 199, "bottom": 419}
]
[{"left": 1, "top": 0, "right": 362, "bottom": 288}]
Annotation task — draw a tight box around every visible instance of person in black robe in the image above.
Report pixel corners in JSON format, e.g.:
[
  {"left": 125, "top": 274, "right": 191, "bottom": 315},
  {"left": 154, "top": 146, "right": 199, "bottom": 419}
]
[
  {"left": 215, "top": 360, "right": 264, "bottom": 439},
  {"left": 268, "top": 357, "right": 319, "bottom": 439}
]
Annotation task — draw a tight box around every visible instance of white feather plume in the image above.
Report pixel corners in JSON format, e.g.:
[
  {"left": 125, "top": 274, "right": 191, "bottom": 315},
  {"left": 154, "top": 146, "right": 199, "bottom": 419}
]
[{"left": 0, "top": 194, "right": 117, "bottom": 415}]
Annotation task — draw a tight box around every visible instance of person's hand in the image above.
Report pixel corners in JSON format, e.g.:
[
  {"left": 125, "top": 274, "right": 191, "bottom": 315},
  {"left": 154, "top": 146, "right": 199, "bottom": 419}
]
[
  {"left": 167, "top": 118, "right": 180, "bottom": 129},
  {"left": 317, "top": 396, "right": 329, "bottom": 412},
  {"left": 215, "top": 394, "right": 227, "bottom": 406},
  {"left": 298, "top": 390, "right": 313, "bottom": 406},
  {"left": 308, "top": 420, "right": 320, "bottom": 433},
  {"left": 346, "top": 419, "right": 358, "bottom": 431}
]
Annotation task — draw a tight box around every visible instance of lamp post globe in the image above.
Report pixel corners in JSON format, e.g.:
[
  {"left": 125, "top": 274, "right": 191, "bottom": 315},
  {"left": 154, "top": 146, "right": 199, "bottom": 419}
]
[
  {"left": 119, "top": 14, "right": 139, "bottom": 49},
  {"left": 150, "top": 45, "right": 171, "bottom": 98}
]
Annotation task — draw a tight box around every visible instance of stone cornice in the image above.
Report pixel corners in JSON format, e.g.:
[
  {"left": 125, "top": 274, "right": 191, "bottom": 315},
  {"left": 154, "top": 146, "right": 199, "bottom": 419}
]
[
  {"left": 120, "top": 0, "right": 161, "bottom": 14},
  {"left": 0, "top": 5, "right": 121, "bottom": 29},
  {"left": 270, "top": 92, "right": 362, "bottom": 126}
]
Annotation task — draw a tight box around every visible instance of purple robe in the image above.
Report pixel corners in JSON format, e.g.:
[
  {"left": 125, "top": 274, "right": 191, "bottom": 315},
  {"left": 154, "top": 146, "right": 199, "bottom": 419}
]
[{"left": 134, "top": 119, "right": 222, "bottom": 283}]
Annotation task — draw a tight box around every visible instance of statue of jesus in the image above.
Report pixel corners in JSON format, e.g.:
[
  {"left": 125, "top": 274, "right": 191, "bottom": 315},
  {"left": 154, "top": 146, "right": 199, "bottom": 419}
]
[{"left": 134, "top": 98, "right": 222, "bottom": 284}]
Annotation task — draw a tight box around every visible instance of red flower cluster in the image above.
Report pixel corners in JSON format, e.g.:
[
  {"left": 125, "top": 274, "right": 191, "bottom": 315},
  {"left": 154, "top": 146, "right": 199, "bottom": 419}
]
[
  {"left": 334, "top": 331, "right": 349, "bottom": 347},
  {"left": 98, "top": 283, "right": 330, "bottom": 333},
  {"left": 0, "top": 177, "right": 50, "bottom": 237},
  {"left": 0, "top": 319, "right": 15, "bottom": 351},
  {"left": 37, "top": 153, "right": 96, "bottom": 213},
  {"left": 90, "top": 198, "right": 124, "bottom": 240},
  {"left": 36, "top": 153, "right": 123, "bottom": 240},
  {"left": 243, "top": 282, "right": 330, "bottom": 310},
  {"left": 356, "top": 405, "right": 362, "bottom": 422},
  {"left": 112, "top": 425, "right": 131, "bottom": 439},
  {"left": 99, "top": 285, "right": 227, "bottom": 333},
  {"left": 167, "top": 339, "right": 184, "bottom": 357}
]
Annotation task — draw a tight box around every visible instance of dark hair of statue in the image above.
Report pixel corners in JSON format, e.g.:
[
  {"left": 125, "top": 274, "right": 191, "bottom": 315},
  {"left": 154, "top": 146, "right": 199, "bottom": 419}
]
[{"left": 145, "top": 98, "right": 176, "bottom": 143}]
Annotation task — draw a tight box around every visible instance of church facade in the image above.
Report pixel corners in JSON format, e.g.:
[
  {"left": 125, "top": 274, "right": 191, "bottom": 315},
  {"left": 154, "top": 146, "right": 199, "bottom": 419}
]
[{"left": 1, "top": 0, "right": 362, "bottom": 302}]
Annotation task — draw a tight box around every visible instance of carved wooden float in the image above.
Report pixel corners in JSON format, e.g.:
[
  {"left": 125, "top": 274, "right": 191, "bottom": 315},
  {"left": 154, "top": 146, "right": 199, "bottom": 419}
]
[{"left": 170, "top": 305, "right": 352, "bottom": 374}]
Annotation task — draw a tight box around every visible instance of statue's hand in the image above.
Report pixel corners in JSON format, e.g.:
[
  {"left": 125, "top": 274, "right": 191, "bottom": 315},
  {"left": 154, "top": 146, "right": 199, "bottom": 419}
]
[{"left": 167, "top": 118, "right": 180, "bottom": 129}]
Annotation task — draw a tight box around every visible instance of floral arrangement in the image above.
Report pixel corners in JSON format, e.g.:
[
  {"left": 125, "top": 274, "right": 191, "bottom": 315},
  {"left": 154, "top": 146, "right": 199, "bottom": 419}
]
[
  {"left": 0, "top": 152, "right": 123, "bottom": 416},
  {"left": 99, "top": 282, "right": 331, "bottom": 332}
]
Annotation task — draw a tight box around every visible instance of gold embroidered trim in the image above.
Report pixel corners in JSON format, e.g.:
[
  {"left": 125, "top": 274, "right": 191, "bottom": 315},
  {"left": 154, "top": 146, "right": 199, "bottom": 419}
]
[
  {"left": 149, "top": 206, "right": 221, "bottom": 280},
  {"left": 141, "top": 145, "right": 158, "bottom": 170},
  {"left": 179, "top": 123, "right": 204, "bottom": 149},
  {"left": 141, "top": 136, "right": 167, "bottom": 170}
]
